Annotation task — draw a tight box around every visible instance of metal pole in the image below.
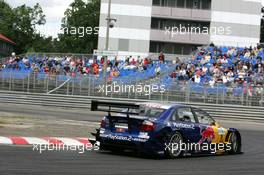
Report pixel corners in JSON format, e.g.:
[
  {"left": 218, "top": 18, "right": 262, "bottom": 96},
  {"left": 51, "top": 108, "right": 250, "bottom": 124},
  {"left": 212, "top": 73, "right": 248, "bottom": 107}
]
[
  {"left": 72, "top": 79, "right": 74, "bottom": 96},
  {"left": 1, "top": 73, "right": 4, "bottom": 89},
  {"left": 103, "top": 0, "right": 112, "bottom": 82},
  {"left": 9, "top": 72, "right": 12, "bottom": 91},
  {"left": 27, "top": 74, "right": 30, "bottom": 93},
  {"left": 105, "top": 0, "right": 111, "bottom": 51},
  {"left": 46, "top": 76, "right": 49, "bottom": 93},
  {"left": 79, "top": 79, "right": 82, "bottom": 95},
  {"left": 88, "top": 77, "right": 91, "bottom": 96},
  {"left": 67, "top": 81, "right": 69, "bottom": 95},
  {"left": 33, "top": 73, "right": 36, "bottom": 92}
]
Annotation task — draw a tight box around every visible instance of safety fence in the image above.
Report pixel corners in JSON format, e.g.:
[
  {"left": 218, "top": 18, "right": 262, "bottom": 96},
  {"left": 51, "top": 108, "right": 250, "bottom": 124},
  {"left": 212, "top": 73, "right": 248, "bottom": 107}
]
[{"left": 0, "top": 71, "right": 263, "bottom": 107}]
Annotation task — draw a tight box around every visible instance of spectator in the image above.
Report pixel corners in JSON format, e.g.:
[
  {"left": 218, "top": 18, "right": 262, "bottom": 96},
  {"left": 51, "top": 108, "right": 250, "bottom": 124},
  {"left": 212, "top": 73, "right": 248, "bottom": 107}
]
[
  {"left": 131, "top": 58, "right": 136, "bottom": 65},
  {"left": 170, "top": 70, "right": 177, "bottom": 79},
  {"left": 155, "top": 64, "right": 161, "bottom": 76},
  {"left": 159, "top": 52, "right": 165, "bottom": 63}
]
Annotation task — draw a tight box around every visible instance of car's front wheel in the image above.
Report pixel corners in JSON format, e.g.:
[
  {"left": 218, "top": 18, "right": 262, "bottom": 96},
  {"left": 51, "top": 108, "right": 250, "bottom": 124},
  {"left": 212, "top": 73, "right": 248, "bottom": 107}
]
[
  {"left": 165, "top": 132, "right": 185, "bottom": 158},
  {"left": 228, "top": 132, "right": 241, "bottom": 154}
]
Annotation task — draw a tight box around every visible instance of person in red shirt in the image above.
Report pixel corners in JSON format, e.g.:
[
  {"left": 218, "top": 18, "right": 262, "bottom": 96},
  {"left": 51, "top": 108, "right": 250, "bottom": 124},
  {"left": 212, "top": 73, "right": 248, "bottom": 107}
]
[
  {"left": 92, "top": 59, "right": 99, "bottom": 75},
  {"left": 159, "top": 51, "right": 165, "bottom": 63},
  {"left": 100, "top": 57, "right": 105, "bottom": 65},
  {"left": 131, "top": 58, "right": 136, "bottom": 65},
  {"left": 170, "top": 70, "right": 177, "bottom": 78},
  {"left": 93, "top": 64, "right": 99, "bottom": 75},
  {"left": 144, "top": 58, "right": 149, "bottom": 65}
]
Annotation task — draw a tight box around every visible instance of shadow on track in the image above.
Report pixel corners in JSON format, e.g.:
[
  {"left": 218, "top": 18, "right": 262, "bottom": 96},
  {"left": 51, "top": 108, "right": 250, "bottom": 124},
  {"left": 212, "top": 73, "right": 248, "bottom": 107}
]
[{"left": 96, "top": 150, "right": 244, "bottom": 160}]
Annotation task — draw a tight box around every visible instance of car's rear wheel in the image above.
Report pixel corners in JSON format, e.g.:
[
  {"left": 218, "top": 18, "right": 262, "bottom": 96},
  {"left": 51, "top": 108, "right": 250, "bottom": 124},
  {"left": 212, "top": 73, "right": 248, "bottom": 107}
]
[
  {"left": 165, "top": 132, "right": 184, "bottom": 158},
  {"left": 228, "top": 132, "right": 241, "bottom": 154}
]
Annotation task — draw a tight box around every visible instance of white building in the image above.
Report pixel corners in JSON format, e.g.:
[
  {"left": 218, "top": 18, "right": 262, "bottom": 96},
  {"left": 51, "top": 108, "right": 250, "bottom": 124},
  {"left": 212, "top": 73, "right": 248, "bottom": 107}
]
[{"left": 98, "top": 0, "right": 262, "bottom": 55}]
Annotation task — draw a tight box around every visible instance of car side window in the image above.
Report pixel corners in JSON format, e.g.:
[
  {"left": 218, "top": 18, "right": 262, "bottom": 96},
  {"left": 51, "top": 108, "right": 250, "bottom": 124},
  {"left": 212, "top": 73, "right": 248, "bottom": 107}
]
[
  {"left": 176, "top": 108, "right": 196, "bottom": 123},
  {"left": 193, "top": 108, "right": 214, "bottom": 125},
  {"left": 171, "top": 110, "right": 177, "bottom": 121}
]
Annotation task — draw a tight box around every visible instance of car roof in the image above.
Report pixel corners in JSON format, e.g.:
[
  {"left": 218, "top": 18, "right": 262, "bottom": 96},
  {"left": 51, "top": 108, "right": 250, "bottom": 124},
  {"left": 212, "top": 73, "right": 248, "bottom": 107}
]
[{"left": 136, "top": 102, "right": 188, "bottom": 110}]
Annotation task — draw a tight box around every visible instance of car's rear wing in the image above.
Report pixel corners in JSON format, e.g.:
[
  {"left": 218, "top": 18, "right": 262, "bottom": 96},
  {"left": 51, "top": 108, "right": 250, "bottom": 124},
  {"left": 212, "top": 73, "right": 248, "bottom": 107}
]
[{"left": 91, "top": 100, "right": 140, "bottom": 115}]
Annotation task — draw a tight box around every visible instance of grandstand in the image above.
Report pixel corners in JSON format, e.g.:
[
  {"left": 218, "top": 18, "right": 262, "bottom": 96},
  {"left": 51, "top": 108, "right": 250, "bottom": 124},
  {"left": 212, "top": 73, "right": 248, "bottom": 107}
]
[
  {"left": 0, "top": 45, "right": 263, "bottom": 107},
  {"left": 0, "top": 53, "right": 173, "bottom": 94},
  {"left": 161, "top": 45, "right": 264, "bottom": 88}
]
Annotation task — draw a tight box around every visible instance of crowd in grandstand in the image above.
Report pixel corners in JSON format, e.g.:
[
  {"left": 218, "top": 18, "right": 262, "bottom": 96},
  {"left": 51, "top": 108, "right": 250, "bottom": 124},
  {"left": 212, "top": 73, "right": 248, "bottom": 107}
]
[
  {"left": 0, "top": 53, "right": 165, "bottom": 79},
  {"left": 0, "top": 46, "right": 264, "bottom": 97},
  {"left": 169, "top": 45, "right": 264, "bottom": 96}
]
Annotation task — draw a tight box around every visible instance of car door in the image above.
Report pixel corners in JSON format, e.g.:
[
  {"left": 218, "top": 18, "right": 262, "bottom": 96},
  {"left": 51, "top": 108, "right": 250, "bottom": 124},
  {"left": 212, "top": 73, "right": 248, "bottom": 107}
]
[
  {"left": 192, "top": 107, "right": 227, "bottom": 144},
  {"left": 170, "top": 107, "right": 201, "bottom": 143}
]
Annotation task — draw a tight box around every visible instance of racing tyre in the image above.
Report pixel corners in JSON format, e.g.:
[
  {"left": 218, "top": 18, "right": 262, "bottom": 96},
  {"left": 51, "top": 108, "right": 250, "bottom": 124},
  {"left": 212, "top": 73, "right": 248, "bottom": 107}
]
[
  {"left": 165, "top": 132, "right": 184, "bottom": 158},
  {"left": 228, "top": 132, "right": 241, "bottom": 154}
]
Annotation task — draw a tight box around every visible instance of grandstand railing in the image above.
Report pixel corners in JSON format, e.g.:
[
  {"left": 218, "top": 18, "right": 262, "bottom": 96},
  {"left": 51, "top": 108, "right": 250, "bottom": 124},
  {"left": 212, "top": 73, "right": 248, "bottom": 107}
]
[
  {"left": 0, "top": 71, "right": 263, "bottom": 107},
  {"left": 1, "top": 52, "right": 193, "bottom": 64}
]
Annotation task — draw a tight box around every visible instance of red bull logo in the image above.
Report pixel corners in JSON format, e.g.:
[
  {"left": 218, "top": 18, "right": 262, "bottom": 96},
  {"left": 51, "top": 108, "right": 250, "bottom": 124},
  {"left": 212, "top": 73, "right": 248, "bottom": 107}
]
[{"left": 199, "top": 126, "right": 215, "bottom": 144}]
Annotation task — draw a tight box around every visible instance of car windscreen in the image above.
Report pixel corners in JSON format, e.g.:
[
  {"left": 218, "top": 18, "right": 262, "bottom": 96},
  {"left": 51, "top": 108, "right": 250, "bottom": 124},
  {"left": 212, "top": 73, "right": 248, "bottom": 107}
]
[
  {"left": 139, "top": 107, "right": 165, "bottom": 118},
  {"left": 120, "top": 106, "right": 165, "bottom": 118}
]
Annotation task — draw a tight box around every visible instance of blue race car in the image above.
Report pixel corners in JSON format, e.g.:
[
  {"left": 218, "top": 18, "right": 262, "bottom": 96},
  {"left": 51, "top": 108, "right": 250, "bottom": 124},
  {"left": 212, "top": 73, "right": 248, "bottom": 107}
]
[{"left": 91, "top": 101, "right": 242, "bottom": 158}]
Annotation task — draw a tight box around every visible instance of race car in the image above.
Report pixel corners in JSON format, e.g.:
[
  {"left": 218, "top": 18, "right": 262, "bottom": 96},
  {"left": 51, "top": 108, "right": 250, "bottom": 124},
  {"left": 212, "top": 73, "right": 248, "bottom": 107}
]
[{"left": 91, "top": 100, "right": 242, "bottom": 158}]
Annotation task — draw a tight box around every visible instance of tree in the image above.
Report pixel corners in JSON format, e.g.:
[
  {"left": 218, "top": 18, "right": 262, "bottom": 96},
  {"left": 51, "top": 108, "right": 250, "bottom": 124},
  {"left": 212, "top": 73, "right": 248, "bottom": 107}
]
[
  {"left": 0, "top": 0, "right": 47, "bottom": 54},
  {"left": 0, "top": 0, "right": 101, "bottom": 54},
  {"left": 58, "top": 0, "right": 100, "bottom": 53},
  {"left": 28, "top": 34, "right": 55, "bottom": 53},
  {"left": 0, "top": 1, "right": 15, "bottom": 39}
]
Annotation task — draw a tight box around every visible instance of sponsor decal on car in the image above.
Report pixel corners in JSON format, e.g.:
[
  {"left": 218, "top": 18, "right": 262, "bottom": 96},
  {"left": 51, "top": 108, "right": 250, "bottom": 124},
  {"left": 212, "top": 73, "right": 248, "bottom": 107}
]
[
  {"left": 171, "top": 122, "right": 195, "bottom": 129},
  {"left": 100, "top": 133, "right": 148, "bottom": 142},
  {"left": 218, "top": 127, "right": 226, "bottom": 135},
  {"left": 138, "top": 132, "right": 150, "bottom": 139},
  {"left": 199, "top": 126, "right": 215, "bottom": 144}
]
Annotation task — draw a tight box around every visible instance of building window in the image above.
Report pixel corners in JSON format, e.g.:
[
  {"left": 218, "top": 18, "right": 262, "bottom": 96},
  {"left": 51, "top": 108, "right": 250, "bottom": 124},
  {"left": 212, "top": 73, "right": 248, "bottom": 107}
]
[
  {"left": 150, "top": 41, "right": 201, "bottom": 55},
  {"left": 151, "top": 18, "right": 161, "bottom": 29},
  {"left": 153, "top": 0, "right": 177, "bottom": 7},
  {"left": 153, "top": 0, "right": 161, "bottom": 6},
  {"left": 152, "top": 0, "right": 211, "bottom": 10},
  {"left": 201, "top": 0, "right": 211, "bottom": 10},
  {"left": 168, "top": 0, "right": 176, "bottom": 7},
  {"left": 177, "top": 0, "right": 185, "bottom": 8},
  {"left": 186, "top": 0, "right": 192, "bottom": 9},
  {"left": 151, "top": 18, "right": 210, "bottom": 31},
  {"left": 193, "top": 0, "right": 200, "bottom": 9}
]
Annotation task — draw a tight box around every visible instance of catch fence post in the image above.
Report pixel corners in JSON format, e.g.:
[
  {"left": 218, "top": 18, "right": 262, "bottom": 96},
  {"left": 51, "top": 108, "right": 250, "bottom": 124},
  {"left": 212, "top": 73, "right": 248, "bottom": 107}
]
[
  {"left": 22, "top": 74, "right": 25, "bottom": 92},
  {"left": 72, "top": 78, "right": 74, "bottom": 95},
  {"left": 241, "top": 88, "right": 244, "bottom": 106},
  {"left": 46, "top": 76, "right": 49, "bottom": 93},
  {"left": 79, "top": 78, "right": 82, "bottom": 95},
  {"left": 1, "top": 73, "right": 4, "bottom": 89},
  {"left": 27, "top": 73, "right": 30, "bottom": 93},
  {"left": 33, "top": 73, "right": 36, "bottom": 92},
  {"left": 9, "top": 71, "right": 12, "bottom": 91},
  {"left": 88, "top": 77, "right": 91, "bottom": 96},
  {"left": 67, "top": 80, "right": 69, "bottom": 95}
]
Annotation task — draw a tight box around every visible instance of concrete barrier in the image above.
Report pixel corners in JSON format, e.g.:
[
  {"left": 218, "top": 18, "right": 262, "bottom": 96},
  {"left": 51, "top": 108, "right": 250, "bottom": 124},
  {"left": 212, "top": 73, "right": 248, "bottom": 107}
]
[{"left": 0, "top": 91, "right": 263, "bottom": 121}]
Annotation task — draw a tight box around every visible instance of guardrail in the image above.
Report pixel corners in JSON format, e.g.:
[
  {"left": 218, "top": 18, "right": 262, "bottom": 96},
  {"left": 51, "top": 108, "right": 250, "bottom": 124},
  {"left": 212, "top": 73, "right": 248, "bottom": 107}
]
[{"left": 0, "top": 91, "right": 263, "bottom": 121}]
